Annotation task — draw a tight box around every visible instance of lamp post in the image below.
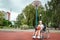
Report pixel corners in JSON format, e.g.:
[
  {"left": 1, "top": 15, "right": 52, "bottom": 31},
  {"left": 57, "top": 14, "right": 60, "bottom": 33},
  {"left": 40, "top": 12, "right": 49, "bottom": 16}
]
[{"left": 32, "top": 0, "right": 41, "bottom": 26}]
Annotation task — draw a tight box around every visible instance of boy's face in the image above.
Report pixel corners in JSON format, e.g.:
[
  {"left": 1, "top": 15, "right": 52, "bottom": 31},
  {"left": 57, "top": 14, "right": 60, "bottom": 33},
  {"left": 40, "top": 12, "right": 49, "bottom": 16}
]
[{"left": 39, "top": 21, "right": 42, "bottom": 24}]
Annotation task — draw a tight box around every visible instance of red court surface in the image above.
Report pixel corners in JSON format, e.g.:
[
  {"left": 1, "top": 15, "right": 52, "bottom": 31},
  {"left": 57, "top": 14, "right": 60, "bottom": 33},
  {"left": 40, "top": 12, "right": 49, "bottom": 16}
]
[{"left": 0, "top": 31, "right": 60, "bottom": 40}]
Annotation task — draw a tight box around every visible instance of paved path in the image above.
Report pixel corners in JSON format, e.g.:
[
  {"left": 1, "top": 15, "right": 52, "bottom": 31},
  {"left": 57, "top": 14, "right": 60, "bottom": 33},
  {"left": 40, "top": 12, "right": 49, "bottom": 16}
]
[
  {"left": 0, "top": 31, "right": 60, "bottom": 40},
  {"left": 0, "top": 29, "right": 60, "bottom": 32}
]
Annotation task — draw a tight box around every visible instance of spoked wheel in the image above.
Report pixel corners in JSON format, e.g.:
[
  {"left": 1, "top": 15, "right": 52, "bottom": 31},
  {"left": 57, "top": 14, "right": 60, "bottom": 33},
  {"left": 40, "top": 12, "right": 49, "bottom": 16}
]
[
  {"left": 40, "top": 35, "right": 44, "bottom": 40},
  {"left": 37, "top": 36, "right": 44, "bottom": 40}
]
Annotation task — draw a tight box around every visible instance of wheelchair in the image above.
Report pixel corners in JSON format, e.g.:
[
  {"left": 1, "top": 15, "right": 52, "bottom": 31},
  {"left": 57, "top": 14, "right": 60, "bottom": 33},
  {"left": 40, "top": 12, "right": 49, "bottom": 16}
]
[
  {"left": 39, "top": 27, "right": 50, "bottom": 40},
  {"left": 32, "top": 26, "right": 50, "bottom": 40}
]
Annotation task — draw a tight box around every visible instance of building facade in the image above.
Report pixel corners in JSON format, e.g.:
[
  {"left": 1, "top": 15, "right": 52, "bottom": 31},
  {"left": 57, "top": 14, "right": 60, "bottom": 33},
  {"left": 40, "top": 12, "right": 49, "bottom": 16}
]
[{"left": 2, "top": 11, "right": 10, "bottom": 21}]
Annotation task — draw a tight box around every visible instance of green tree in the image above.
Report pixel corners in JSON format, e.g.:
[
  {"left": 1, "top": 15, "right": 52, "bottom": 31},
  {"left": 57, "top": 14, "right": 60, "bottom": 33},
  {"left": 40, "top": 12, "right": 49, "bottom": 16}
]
[
  {"left": 45, "top": 0, "right": 60, "bottom": 28},
  {"left": 17, "top": 4, "right": 45, "bottom": 27},
  {"left": 0, "top": 11, "right": 4, "bottom": 26}
]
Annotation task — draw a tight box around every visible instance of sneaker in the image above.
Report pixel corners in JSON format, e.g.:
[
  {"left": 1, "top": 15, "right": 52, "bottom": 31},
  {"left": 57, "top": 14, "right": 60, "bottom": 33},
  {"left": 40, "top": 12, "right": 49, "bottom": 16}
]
[
  {"left": 32, "top": 36, "right": 36, "bottom": 38},
  {"left": 37, "top": 36, "right": 40, "bottom": 39}
]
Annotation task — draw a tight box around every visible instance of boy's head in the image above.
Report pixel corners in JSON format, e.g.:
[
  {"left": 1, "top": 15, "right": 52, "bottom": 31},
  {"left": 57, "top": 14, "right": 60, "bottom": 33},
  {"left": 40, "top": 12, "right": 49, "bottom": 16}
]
[{"left": 39, "top": 21, "right": 42, "bottom": 24}]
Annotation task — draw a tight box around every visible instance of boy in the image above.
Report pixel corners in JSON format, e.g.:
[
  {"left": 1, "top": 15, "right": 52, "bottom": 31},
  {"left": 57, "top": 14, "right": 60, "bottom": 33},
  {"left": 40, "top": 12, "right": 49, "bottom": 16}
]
[{"left": 32, "top": 21, "right": 44, "bottom": 38}]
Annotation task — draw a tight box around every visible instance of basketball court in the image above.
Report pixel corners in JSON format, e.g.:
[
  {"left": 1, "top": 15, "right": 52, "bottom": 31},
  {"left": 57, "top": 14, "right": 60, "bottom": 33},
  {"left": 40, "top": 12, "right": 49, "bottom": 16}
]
[{"left": 0, "top": 31, "right": 60, "bottom": 40}]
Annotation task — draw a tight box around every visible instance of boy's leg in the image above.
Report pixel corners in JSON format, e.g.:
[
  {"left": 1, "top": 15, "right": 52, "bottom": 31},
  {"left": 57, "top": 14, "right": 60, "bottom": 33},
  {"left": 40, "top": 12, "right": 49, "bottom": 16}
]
[
  {"left": 37, "top": 30, "right": 41, "bottom": 38},
  {"left": 32, "top": 30, "right": 38, "bottom": 38},
  {"left": 38, "top": 30, "right": 40, "bottom": 36}
]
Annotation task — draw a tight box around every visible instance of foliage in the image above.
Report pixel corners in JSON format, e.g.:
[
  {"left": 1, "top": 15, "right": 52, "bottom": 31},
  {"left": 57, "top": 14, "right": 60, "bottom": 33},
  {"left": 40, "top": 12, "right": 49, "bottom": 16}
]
[
  {"left": 0, "top": 11, "right": 12, "bottom": 28},
  {"left": 20, "top": 25, "right": 29, "bottom": 30},
  {"left": 3, "top": 19, "right": 12, "bottom": 26},
  {"left": 16, "top": 0, "right": 60, "bottom": 29},
  {"left": 0, "top": 11, "right": 4, "bottom": 26},
  {"left": 45, "top": 0, "right": 60, "bottom": 28},
  {"left": 17, "top": 4, "right": 45, "bottom": 28}
]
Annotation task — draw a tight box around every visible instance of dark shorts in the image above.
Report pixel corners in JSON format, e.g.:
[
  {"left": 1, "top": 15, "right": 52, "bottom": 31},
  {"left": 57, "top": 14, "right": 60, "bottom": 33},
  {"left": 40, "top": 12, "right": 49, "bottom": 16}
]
[{"left": 40, "top": 30, "right": 46, "bottom": 33}]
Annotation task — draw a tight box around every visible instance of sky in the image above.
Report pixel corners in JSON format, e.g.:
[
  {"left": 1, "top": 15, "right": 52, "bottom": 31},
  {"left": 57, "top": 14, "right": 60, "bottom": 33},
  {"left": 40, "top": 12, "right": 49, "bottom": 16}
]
[{"left": 0, "top": 0, "right": 50, "bottom": 21}]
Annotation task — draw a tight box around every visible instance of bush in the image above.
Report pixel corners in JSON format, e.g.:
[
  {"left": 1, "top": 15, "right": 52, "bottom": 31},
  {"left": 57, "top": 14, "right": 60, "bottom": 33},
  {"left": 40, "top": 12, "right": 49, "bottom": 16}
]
[
  {"left": 20, "top": 25, "right": 29, "bottom": 30},
  {"left": 3, "top": 19, "right": 12, "bottom": 26},
  {"left": 0, "top": 26, "right": 3, "bottom": 28},
  {"left": 29, "top": 26, "right": 34, "bottom": 29}
]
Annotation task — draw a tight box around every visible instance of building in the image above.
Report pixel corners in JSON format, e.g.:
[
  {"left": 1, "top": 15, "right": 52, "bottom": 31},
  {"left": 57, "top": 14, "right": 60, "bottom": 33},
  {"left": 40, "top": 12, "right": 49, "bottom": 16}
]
[
  {"left": 2, "top": 11, "right": 10, "bottom": 21},
  {"left": 7, "top": 12, "right": 10, "bottom": 21}
]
